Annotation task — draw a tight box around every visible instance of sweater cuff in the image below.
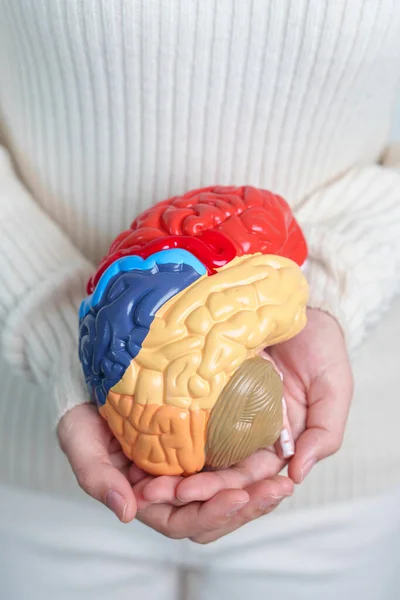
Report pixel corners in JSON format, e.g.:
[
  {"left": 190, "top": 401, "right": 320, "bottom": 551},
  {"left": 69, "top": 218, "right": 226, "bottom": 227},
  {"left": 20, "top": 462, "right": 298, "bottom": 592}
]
[{"left": 52, "top": 342, "right": 91, "bottom": 429}]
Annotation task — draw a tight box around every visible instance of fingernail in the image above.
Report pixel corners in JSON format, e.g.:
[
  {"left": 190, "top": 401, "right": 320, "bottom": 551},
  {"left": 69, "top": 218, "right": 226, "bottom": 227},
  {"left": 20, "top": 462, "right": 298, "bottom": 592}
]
[
  {"left": 106, "top": 490, "right": 127, "bottom": 521},
  {"left": 300, "top": 458, "right": 316, "bottom": 483},
  {"left": 258, "top": 495, "right": 283, "bottom": 510},
  {"left": 148, "top": 499, "right": 163, "bottom": 504},
  {"left": 280, "top": 428, "right": 295, "bottom": 459},
  {"left": 226, "top": 500, "right": 249, "bottom": 517}
]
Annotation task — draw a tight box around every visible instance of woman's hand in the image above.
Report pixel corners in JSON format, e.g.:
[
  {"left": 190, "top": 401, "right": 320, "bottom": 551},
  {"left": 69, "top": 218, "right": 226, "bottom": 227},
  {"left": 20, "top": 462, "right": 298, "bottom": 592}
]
[
  {"left": 140, "top": 309, "right": 353, "bottom": 504},
  {"left": 131, "top": 467, "right": 293, "bottom": 544},
  {"left": 57, "top": 403, "right": 293, "bottom": 541},
  {"left": 270, "top": 308, "right": 354, "bottom": 483},
  {"left": 131, "top": 307, "right": 353, "bottom": 543},
  {"left": 57, "top": 404, "right": 138, "bottom": 523},
  {"left": 58, "top": 308, "right": 352, "bottom": 542}
]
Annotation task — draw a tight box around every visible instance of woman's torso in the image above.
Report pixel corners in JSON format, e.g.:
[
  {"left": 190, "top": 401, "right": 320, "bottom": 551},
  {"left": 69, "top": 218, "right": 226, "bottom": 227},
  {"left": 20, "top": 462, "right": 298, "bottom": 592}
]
[{"left": 0, "top": 0, "right": 399, "bottom": 263}]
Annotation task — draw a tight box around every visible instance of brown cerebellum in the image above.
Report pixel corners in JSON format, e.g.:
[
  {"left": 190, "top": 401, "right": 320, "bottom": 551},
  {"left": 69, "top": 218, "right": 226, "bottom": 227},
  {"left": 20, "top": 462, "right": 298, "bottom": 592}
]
[
  {"left": 100, "top": 254, "right": 308, "bottom": 475},
  {"left": 205, "top": 356, "right": 283, "bottom": 469}
]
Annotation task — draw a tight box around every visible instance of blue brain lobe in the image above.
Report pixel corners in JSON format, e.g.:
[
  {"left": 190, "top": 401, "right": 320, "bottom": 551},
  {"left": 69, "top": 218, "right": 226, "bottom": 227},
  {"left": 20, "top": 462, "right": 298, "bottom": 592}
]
[{"left": 79, "top": 262, "right": 201, "bottom": 406}]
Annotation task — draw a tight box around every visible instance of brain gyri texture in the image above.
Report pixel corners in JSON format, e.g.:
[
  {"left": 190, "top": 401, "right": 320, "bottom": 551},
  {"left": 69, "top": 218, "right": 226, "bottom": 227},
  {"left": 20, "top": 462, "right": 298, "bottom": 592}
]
[{"left": 78, "top": 186, "right": 309, "bottom": 475}]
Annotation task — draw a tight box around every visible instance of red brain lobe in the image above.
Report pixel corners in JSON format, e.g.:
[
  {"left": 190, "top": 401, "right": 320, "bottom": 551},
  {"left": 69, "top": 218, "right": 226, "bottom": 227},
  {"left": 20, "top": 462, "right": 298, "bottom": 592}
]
[{"left": 87, "top": 186, "right": 307, "bottom": 294}]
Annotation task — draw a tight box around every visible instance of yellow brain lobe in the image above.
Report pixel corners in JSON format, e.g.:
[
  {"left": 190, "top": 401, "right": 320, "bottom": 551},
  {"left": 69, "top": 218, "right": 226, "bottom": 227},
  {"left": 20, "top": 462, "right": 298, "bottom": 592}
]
[
  {"left": 101, "top": 253, "right": 308, "bottom": 475},
  {"left": 112, "top": 254, "right": 308, "bottom": 410}
]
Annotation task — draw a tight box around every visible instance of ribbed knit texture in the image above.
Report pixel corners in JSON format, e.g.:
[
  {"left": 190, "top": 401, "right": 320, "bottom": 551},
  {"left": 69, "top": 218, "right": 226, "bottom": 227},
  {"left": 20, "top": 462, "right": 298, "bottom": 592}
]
[{"left": 0, "top": 0, "right": 400, "bottom": 504}]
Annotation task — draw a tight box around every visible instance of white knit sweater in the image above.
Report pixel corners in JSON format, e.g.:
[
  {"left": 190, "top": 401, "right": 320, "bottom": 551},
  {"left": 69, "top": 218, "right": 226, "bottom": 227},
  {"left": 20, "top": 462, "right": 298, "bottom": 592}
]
[{"left": 0, "top": 0, "right": 400, "bottom": 430}]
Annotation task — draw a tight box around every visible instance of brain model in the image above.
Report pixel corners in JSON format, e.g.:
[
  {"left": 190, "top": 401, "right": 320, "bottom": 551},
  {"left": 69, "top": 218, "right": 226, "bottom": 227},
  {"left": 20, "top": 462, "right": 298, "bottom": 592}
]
[{"left": 79, "top": 186, "right": 309, "bottom": 476}]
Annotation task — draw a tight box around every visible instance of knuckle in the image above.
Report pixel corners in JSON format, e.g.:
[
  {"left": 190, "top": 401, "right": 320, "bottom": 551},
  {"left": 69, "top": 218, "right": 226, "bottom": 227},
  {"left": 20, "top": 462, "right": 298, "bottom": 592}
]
[
  {"left": 201, "top": 516, "right": 223, "bottom": 532},
  {"left": 57, "top": 420, "right": 72, "bottom": 455},
  {"left": 158, "top": 524, "right": 184, "bottom": 540},
  {"left": 190, "top": 535, "right": 213, "bottom": 545},
  {"left": 261, "top": 502, "right": 280, "bottom": 516},
  {"left": 168, "top": 530, "right": 185, "bottom": 540},
  {"left": 251, "top": 501, "right": 281, "bottom": 521},
  {"left": 251, "top": 508, "right": 268, "bottom": 521},
  {"left": 157, "top": 524, "right": 169, "bottom": 537},
  {"left": 74, "top": 466, "right": 96, "bottom": 495},
  {"left": 326, "top": 433, "right": 344, "bottom": 456},
  {"left": 169, "top": 530, "right": 184, "bottom": 540}
]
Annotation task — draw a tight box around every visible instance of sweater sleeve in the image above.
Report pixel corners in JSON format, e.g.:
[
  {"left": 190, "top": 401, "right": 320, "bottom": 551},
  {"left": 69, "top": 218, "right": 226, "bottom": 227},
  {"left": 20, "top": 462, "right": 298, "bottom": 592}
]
[
  {"left": 295, "top": 154, "right": 400, "bottom": 356},
  {"left": 0, "top": 145, "right": 93, "bottom": 424}
]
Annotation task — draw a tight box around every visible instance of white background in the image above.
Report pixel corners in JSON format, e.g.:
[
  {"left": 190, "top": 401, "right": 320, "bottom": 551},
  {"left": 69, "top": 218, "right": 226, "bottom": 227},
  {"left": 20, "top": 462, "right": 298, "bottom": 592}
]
[{"left": 390, "top": 90, "right": 400, "bottom": 141}]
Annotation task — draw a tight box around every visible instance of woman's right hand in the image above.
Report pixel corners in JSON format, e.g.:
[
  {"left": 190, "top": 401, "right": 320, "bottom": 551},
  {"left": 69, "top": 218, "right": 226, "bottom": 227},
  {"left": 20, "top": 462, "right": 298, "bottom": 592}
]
[
  {"left": 58, "top": 403, "right": 292, "bottom": 542},
  {"left": 57, "top": 403, "right": 138, "bottom": 523}
]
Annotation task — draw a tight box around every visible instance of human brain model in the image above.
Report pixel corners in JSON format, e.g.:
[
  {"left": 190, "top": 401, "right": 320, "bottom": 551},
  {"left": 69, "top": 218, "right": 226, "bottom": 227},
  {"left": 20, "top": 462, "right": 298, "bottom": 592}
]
[{"left": 79, "top": 186, "right": 308, "bottom": 476}]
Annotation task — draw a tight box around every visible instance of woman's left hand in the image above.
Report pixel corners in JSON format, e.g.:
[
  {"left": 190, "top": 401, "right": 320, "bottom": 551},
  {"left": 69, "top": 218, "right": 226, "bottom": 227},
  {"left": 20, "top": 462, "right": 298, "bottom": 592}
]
[
  {"left": 130, "top": 470, "right": 293, "bottom": 544},
  {"left": 130, "top": 308, "right": 353, "bottom": 543}
]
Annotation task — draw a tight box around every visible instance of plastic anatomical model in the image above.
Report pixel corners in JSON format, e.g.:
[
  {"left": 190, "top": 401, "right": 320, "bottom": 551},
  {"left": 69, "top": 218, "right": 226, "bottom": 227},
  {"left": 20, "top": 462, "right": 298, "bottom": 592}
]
[{"left": 79, "top": 186, "right": 309, "bottom": 476}]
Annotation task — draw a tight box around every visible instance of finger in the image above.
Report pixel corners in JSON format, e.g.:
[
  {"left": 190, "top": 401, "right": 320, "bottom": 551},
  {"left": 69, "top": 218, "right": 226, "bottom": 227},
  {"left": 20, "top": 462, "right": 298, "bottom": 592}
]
[
  {"left": 137, "top": 489, "right": 250, "bottom": 539},
  {"left": 176, "top": 449, "right": 285, "bottom": 503},
  {"left": 288, "top": 361, "right": 354, "bottom": 484},
  {"left": 169, "top": 489, "right": 250, "bottom": 537},
  {"left": 58, "top": 404, "right": 137, "bottom": 522},
  {"left": 141, "top": 475, "right": 185, "bottom": 504},
  {"left": 260, "top": 351, "right": 294, "bottom": 460},
  {"left": 131, "top": 475, "right": 160, "bottom": 510},
  {"left": 127, "top": 463, "right": 151, "bottom": 486},
  {"left": 191, "top": 475, "right": 293, "bottom": 544},
  {"left": 131, "top": 474, "right": 188, "bottom": 510},
  {"left": 275, "top": 396, "right": 295, "bottom": 459}
]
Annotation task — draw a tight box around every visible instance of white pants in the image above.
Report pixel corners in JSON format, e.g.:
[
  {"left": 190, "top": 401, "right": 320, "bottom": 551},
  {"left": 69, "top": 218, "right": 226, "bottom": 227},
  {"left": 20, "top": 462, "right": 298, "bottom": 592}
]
[
  {"left": 2, "top": 298, "right": 400, "bottom": 599},
  {"left": 0, "top": 483, "right": 399, "bottom": 600}
]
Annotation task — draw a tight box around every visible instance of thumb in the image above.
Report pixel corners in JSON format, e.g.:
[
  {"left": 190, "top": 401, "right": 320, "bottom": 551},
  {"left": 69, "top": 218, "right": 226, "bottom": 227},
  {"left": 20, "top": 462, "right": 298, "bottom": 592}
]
[
  {"left": 288, "top": 360, "right": 353, "bottom": 484},
  {"left": 58, "top": 403, "right": 137, "bottom": 522}
]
